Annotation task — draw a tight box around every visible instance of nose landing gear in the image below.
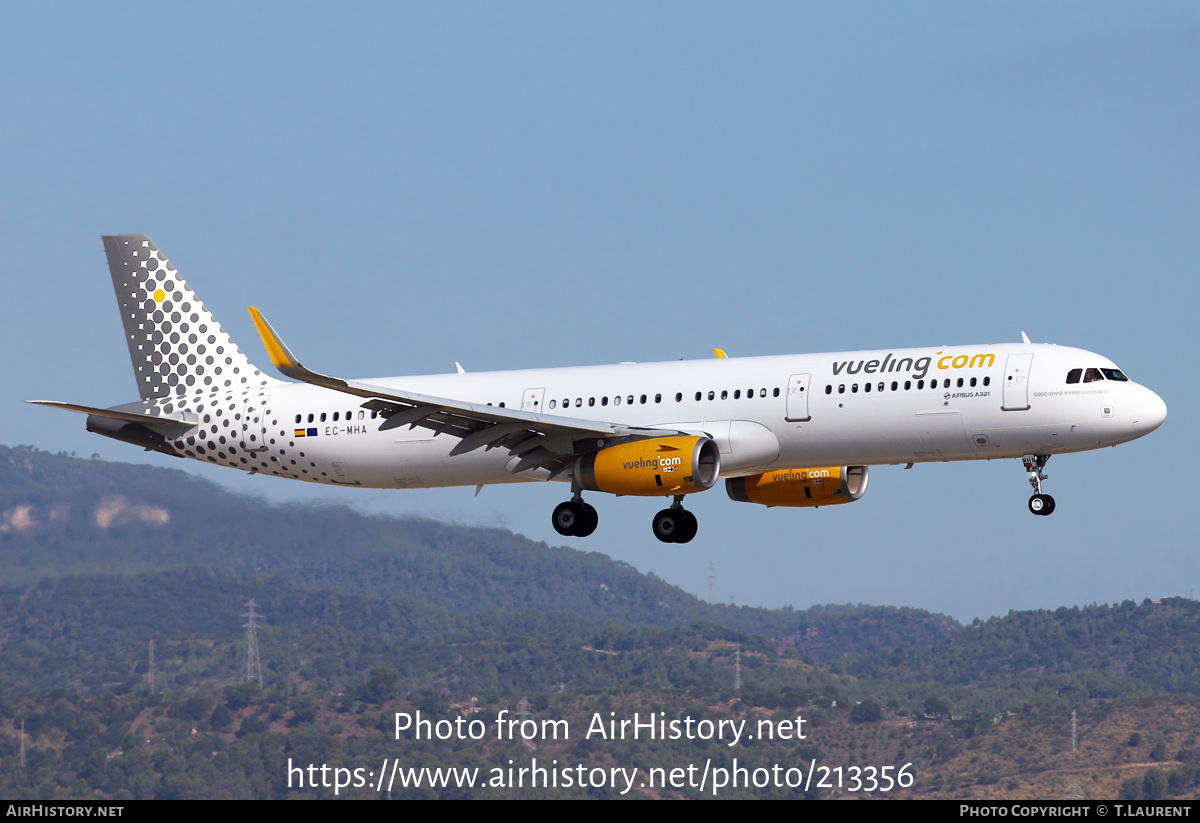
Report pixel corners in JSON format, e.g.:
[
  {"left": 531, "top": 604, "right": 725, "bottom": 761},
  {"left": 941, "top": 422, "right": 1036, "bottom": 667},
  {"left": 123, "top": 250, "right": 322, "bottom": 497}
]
[
  {"left": 652, "top": 495, "right": 699, "bottom": 544},
  {"left": 1023, "top": 454, "right": 1056, "bottom": 516}
]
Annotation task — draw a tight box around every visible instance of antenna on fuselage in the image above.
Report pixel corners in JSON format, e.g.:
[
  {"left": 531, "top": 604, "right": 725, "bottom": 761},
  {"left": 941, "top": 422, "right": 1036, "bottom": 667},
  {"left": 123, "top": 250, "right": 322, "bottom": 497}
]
[{"left": 1021, "top": 332, "right": 1032, "bottom": 344}]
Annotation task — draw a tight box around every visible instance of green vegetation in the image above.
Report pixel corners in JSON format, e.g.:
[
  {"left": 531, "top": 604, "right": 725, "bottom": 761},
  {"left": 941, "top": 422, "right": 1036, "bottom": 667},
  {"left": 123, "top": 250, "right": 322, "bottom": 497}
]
[{"left": 1, "top": 445, "right": 1197, "bottom": 799}]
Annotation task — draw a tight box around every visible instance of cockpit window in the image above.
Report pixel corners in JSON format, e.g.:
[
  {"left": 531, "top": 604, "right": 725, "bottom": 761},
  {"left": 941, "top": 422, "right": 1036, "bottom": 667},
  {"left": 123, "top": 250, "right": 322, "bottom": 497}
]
[
  {"left": 1066, "top": 368, "right": 1082, "bottom": 384},
  {"left": 1101, "top": 368, "right": 1129, "bottom": 382},
  {"left": 1083, "top": 368, "right": 1105, "bottom": 383}
]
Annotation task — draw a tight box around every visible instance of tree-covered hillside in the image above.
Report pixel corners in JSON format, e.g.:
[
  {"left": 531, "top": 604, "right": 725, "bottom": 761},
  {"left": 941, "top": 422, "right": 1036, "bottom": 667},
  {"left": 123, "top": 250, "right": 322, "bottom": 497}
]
[
  {"left": 0, "top": 445, "right": 959, "bottom": 659},
  {"left": 4, "top": 444, "right": 1200, "bottom": 800}
]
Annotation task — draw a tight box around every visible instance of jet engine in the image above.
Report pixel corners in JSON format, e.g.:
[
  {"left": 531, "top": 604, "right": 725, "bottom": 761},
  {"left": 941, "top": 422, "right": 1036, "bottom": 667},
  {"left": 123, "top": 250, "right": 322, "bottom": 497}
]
[
  {"left": 725, "top": 465, "right": 868, "bottom": 507},
  {"left": 575, "top": 436, "right": 721, "bottom": 496}
]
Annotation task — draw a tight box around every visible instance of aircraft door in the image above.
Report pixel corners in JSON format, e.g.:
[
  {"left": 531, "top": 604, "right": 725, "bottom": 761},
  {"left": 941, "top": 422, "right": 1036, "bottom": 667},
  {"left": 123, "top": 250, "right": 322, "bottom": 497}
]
[
  {"left": 240, "top": 395, "right": 271, "bottom": 452},
  {"left": 521, "top": 388, "right": 545, "bottom": 413},
  {"left": 785, "top": 374, "right": 812, "bottom": 422},
  {"left": 1002, "top": 354, "right": 1033, "bottom": 411}
]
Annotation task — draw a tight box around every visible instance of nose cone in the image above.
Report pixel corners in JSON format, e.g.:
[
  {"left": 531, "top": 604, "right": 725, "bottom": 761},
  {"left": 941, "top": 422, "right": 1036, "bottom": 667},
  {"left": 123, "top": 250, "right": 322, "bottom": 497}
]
[{"left": 1132, "top": 388, "right": 1167, "bottom": 437}]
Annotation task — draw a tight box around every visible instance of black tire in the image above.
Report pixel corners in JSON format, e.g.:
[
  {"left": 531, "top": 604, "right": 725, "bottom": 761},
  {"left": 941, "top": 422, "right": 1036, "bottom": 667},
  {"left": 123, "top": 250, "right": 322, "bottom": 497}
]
[
  {"left": 652, "top": 509, "right": 679, "bottom": 543},
  {"left": 1028, "top": 494, "right": 1054, "bottom": 516},
  {"left": 675, "top": 510, "right": 698, "bottom": 544},
  {"left": 576, "top": 503, "right": 599, "bottom": 537},
  {"left": 553, "top": 501, "right": 583, "bottom": 536}
]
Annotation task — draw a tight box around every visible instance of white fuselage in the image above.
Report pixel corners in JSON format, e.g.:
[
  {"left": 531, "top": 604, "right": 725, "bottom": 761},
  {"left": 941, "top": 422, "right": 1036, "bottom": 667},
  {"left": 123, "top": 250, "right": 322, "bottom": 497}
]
[{"left": 170, "top": 342, "right": 1165, "bottom": 491}]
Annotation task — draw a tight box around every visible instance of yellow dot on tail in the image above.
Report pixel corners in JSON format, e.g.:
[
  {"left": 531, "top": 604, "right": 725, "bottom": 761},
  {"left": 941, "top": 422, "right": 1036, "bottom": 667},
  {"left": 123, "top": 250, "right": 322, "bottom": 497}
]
[{"left": 153, "top": 289, "right": 165, "bottom": 302}]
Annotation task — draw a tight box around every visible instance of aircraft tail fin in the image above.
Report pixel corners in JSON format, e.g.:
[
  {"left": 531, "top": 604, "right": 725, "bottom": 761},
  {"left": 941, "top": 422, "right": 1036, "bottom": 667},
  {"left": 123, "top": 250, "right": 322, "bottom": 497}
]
[{"left": 102, "top": 234, "right": 273, "bottom": 401}]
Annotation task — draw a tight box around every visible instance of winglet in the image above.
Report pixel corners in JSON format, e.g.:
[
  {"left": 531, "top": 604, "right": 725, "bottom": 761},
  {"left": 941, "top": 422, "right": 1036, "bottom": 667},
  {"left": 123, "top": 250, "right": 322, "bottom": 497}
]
[
  {"left": 713, "top": 348, "right": 728, "bottom": 359},
  {"left": 248, "top": 307, "right": 301, "bottom": 370},
  {"left": 1020, "top": 331, "right": 1032, "bottom": 344}
]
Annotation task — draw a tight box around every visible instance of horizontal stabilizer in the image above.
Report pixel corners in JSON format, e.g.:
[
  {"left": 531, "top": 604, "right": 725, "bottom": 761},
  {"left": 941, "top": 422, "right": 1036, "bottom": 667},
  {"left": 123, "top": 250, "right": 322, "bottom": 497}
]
[{"left": 28, "top": 400, "right": 197, "bottom": 435}]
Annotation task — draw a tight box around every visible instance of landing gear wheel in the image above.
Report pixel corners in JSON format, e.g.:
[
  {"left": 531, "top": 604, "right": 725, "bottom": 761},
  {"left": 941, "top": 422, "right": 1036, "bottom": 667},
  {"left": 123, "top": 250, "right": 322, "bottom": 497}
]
[
  {"left": 553, "top": 501, "right": 583, "bottom": 536},
  {"left": 577, "top": 503, "right": 599, "bottom": 537},
  {"left": 553, "top": 500, "right": 599, "bottom": 537},
  {"left": 675, "top": 510, "right": 698, "bottom": 544},
  {"left": 652, "top": 508, "right": 698, "bottom": 543},
  {"left": 1028, "top": 493, "right": 1056, "bottom": 516},
  {"left": 652, "top": 509, "right": 680, "bottom": 543}
]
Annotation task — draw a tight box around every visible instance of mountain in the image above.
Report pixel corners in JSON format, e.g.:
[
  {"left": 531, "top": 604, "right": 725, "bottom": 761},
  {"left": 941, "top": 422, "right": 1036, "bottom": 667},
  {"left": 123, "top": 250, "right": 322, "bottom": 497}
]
[{"left": 0, "top": 444, "right": 959, "bottom": 657}]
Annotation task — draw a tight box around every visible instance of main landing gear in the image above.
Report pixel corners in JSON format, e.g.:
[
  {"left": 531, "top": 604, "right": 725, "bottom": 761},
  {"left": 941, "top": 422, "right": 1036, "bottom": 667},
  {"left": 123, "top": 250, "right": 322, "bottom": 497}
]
[
  {"left": 551, "top": 487, "right": 698, "bottom": 543},
  {"left": 1023, "top": 453, "right": 1056, "bottom": 516},
  {"left": 552, "top": 495, "right": 598, "bottom": 538},
  {"left": 652, "top": 495, "right": 699, "bottom": 544}
]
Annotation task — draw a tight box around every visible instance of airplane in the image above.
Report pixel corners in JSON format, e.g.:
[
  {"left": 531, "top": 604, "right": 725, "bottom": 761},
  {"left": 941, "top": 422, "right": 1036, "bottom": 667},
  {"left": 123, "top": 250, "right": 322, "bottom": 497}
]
[{"left": 32, "top": 235, "right": 1168, "bottom": 543}]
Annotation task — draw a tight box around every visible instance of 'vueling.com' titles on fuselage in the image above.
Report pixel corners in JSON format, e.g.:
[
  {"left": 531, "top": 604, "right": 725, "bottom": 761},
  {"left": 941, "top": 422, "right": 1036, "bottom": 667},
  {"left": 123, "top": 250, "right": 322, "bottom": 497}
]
[
  {"left": 831, "top": 351, "right": 996, "bottom": 380},
  {"left": 32, "top": 235, "right": 1167, "bottom": 544}
]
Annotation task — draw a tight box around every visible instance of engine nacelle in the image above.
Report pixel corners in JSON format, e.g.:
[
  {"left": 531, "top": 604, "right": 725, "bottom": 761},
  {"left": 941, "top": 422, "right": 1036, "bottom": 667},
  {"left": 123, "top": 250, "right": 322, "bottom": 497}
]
[
  {"left": 725, "top": 466, "right": 868, "bottom": 507},
  {"left": 576, "top": 436, "right": 721, "bottom": 496}
]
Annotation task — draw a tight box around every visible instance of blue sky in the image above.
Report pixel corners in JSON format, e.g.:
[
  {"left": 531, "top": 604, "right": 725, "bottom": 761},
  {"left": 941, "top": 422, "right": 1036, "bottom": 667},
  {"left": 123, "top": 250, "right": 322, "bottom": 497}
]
[{"left": 3, "top": 3, "right": 1197, "bottom": 621}]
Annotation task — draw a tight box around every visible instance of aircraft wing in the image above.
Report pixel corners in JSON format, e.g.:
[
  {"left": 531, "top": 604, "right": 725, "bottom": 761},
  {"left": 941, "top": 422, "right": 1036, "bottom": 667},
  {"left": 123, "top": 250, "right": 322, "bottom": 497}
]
[{"left": 248, "top": 308, "right": 689, "bottom": 476}]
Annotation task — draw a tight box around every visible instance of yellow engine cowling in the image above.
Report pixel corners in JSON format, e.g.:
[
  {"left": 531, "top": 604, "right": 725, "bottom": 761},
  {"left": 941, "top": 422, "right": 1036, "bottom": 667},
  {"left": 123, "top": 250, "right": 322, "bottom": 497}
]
[
  {"left": 725, "top": 466, "right": 868, "bottom": 507},
  {"left": 576, "top": 436, "right": 721, "bottom": 496}
]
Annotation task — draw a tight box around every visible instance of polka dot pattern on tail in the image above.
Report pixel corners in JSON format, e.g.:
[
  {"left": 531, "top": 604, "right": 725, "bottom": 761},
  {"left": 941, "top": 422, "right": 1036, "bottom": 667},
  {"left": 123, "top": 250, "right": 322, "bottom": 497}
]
[{"left": 102, "top": 234, "right": 272, "bottom": 401}]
